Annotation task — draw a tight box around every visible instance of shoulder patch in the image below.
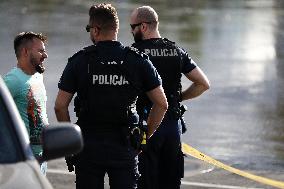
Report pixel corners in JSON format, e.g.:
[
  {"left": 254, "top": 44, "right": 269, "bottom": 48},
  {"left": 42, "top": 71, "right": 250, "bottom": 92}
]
[
  {"left": 163, "top": 38, "right": 175, "bottom": 45},
  {"left": 162, "top": 38, "right": 180, "bottom": 50},
  {"left": 83, "top": 45, "right": 97, "bottom": 53},
  {"left": 68, "top": 45, "right": 96, "bottom": 62},
  {"left": 126, "top": 46, "right": 149, "bottom": 59},
  {"left": 68, "top": 49, "right": 84, "bottom": 62}
]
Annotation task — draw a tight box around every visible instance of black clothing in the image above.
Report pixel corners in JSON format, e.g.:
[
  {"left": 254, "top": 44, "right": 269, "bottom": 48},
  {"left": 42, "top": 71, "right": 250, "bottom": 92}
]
[
  {"left": 138, "top": 116, "right": 183, "bottom": 189},
  {"left": 75, "top": 132, "right": 139, "bottom": 189},
  {"left": 132, "top": 38, "right": 196, "bottom": 189},
  {"left": 133, "top": 38, "right": 196, "bottom": 111},
  {"left": 58, "top": 41, "right": 161, "bottom": 189},
  {"left": 59, "top": 41, "right": 161, "bottom": 131}
]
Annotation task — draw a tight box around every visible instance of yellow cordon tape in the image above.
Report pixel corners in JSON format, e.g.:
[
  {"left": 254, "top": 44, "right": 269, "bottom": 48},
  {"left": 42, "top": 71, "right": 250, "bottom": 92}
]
[{"left": 182, "top": 143, "right": 284, "bottom": 189}]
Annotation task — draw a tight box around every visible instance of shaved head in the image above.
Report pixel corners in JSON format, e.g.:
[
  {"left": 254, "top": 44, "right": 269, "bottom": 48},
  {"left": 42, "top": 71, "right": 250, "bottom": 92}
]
[
  {"left": 136, "top": 6, "right": 158, "bottom": 23},
  {"left": 132, "top": 6, "right": 158, "bottom": 30}
]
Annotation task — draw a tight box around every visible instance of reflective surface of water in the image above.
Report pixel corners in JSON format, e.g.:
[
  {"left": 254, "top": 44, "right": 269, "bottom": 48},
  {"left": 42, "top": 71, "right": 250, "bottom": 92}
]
[{"left": 0, "top": 0, "right": 283, "bottom": 171}]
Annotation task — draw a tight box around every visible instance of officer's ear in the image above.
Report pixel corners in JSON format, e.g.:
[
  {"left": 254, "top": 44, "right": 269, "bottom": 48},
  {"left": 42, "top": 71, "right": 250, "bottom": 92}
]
[
  {"left": 92, "top": 26, "right": 100, "bottom": 37},
  {"left": 140, "top": 23, "right": 147, "bottom": 33}
]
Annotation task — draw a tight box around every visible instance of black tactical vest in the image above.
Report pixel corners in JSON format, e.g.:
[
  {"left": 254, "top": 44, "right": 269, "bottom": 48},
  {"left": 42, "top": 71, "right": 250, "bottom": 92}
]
[
  {"left": 78, "top": 45, "right": 139, "bottom": 130},
  {"left": 134, "top": 38, "right": 182, "bottom": 112}
]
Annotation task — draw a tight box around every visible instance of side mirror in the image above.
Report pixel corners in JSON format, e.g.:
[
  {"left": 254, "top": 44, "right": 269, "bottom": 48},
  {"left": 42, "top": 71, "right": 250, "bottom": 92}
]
[{"left": 41, "top": 123, "right": 83, "bottom": 161}]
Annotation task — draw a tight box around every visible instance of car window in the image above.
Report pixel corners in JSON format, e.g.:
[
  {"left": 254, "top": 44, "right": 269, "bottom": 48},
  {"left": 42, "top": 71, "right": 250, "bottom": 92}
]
[{"left": 0, "top": 96, "right": 21, "bottom": 163}]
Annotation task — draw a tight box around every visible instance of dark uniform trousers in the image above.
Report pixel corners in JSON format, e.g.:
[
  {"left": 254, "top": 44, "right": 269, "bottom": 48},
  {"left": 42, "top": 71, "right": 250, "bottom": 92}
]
[
  {"left": 75, "top": 131, "right": 139, "bottom": 189},
  {"left": 138, "top": 114, "right": 184, "bottom": 189}
]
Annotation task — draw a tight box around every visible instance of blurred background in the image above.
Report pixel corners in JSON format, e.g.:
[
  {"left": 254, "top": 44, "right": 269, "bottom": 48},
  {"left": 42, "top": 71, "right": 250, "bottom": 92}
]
[{"left": 0, "top": 0, "right": 283, "bottom": 174}]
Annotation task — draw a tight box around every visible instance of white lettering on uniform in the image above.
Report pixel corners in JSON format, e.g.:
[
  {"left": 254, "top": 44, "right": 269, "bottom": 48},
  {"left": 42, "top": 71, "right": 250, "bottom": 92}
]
[
  {"left": 105, "top": 75, "right": 109, "bottom": 84},
  {"left": 92, "top": 75, "right": 129, "bottom": 86},
  {"left": 156, "top": 49, "right": 161, "bottom": 56},
  {"left": 100, "top": 61, "right": 119, "bottom": 65},
  {"left": 163, "top": 49, "right": 167, "bottom": 56},
  {"left": 173, "top": 49, "right": 178, "bottom": 56},
  {"left": 144, "top": 48, "right": 178, "bottom": 57},
  {"left": 93, "top": 75, "right": 98, "bottom": 84},
  {"left": 123, "top": 78, "right": 129, "bottom": 85},
  {"left": 151, "top": 49, "right": 156, "bottom": 56},
  {"left": 109, "top": 61, "right": 117, "bottom": 65},
  {"left": 113, "top": 75, "right": 118, "bottom": 85},
  {"left": 99, "top": 75, "right": 104, "bottom": 84},
  {"left": 144, "top": 49, "right": 150, "bottom": 55}
]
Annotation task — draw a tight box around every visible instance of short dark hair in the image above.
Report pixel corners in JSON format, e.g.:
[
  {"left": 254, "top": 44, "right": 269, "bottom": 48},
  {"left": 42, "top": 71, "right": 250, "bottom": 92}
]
[
  {"left": 89, "top": 3, "right": 119, "bottom": 32},
  {"left": 14, "top": 31, "right": 47, "bottom": 58}
]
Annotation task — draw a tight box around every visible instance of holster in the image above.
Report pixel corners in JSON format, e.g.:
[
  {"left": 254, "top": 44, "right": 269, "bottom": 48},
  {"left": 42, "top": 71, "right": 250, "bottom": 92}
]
[
  {"left": 168, "top": 104, "right": 188, "bottom": 134},
  {"left": 128, "top": 123, "right": 147, "bottom": 151},
  {"left": 65, "top": 155, "right": 78, "bottom": 172}
]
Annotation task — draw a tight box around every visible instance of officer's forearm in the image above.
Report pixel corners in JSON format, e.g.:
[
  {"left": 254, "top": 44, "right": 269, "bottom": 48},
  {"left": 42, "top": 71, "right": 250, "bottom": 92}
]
[
  {"left": 55, "top": 107, "right": 71, "bottom": 122},
  {"left": 182, "top": 67, "right": 210, "bottom": 101},
  {"left": 54, "top": 90, "right": 73, "bottom": 122},
  {"left": 181, "top": 83, "right": 209, "bottom": 101},
  {"left": 145, "top": 86, "right": 168, "bottom": 138},
  {"left": 146, "top": 103, "right": 167, "bottom": 138}
]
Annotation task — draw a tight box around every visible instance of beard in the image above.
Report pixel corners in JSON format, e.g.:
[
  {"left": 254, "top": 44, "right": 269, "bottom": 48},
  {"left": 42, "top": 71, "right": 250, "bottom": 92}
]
[
  {"left": 30, "top": 55, "right": 45, "bottom": 74},
  {"left": 35, "top": 64, "right": 45, "bottom": 74},
  {"left": 91, "top": 34, "right": 96, "bottom": 44},
  {"left": 133, "top": 30, "right": 143, "bottom": 43},
  {"left": 91, "top": 38, "right": 96, "bottom": 44}
]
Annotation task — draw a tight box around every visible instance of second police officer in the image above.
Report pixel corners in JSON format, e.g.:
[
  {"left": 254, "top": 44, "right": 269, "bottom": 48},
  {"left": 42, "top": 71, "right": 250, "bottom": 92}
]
[
  {"left": 130, "top": 6, "right": 210, "bottom": 189},
  {"left": 54, "top": 3, "right": 168, "bottom": 189}
]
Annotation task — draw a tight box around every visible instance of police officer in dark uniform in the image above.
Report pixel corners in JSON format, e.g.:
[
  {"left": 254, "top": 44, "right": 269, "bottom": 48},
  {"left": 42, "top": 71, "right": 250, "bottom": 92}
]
[
  {"left": 54, "top": 3, "right": 168, "bottom": 189},
  {"left": 130, "top": 6, "right": 210, "bottom": 189}
]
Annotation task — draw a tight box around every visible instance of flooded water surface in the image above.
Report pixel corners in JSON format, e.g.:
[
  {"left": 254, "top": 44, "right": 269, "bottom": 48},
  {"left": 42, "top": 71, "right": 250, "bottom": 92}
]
[{"left": 0, "top": 0, "right": 283, "bottom": 172}]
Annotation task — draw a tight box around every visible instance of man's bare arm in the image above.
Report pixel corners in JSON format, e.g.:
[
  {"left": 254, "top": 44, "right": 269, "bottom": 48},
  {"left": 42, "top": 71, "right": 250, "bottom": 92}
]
[
  {"left": 54, "top": 90, "right": 74, "bottom": 122},
  {"left": 146, "top": 85, "right": 168, "bottom": 138},
  {"left": 181, "top": 66, "right": 210, "bottom": 101}
]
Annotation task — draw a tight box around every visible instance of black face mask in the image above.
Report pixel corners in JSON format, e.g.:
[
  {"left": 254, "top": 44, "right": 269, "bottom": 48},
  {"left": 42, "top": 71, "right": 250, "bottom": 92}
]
[
  {"left": 133, "top": 30, "right": 143, "bottom": 43},
  {"left": 35, "top": 64, "right": 45, "bottom": 74}
]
